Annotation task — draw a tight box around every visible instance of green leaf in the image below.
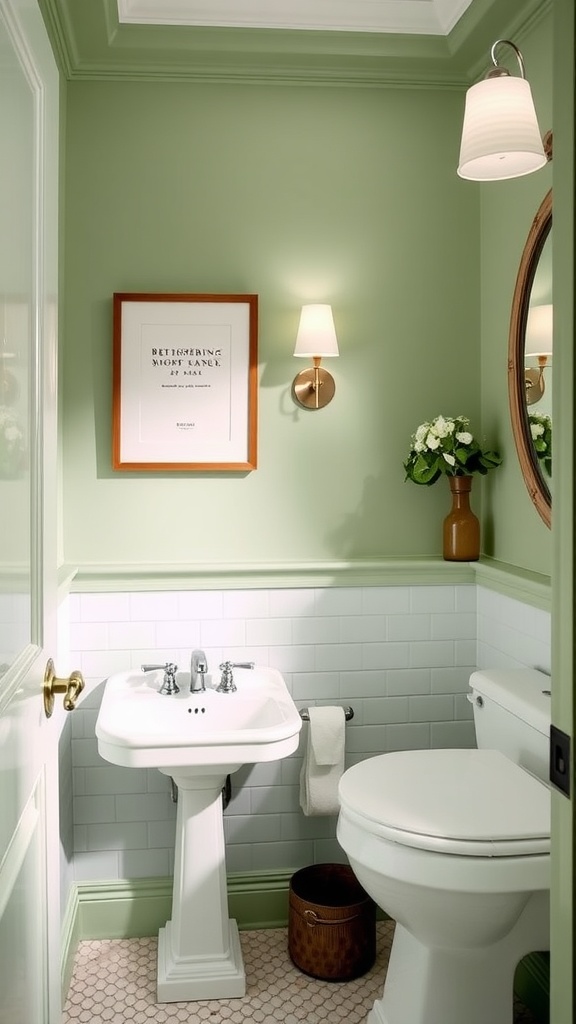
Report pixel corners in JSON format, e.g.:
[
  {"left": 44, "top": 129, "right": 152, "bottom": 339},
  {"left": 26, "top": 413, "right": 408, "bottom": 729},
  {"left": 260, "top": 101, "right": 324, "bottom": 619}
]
[
  {"left": 454, "top": 446, "right": 470, "bottom": 466},
  {"left": 479, "top": 451, "right": 502, "bottom": 469},
  {"left": 412, "top": 454, "right": 439, "bottom": 484}
]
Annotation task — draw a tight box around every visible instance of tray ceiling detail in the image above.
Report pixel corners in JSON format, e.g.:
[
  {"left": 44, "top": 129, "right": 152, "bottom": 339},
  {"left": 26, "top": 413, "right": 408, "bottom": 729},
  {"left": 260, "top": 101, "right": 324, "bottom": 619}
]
[{"left": 116, "top": 0, "right": 475, "bottom": 35}]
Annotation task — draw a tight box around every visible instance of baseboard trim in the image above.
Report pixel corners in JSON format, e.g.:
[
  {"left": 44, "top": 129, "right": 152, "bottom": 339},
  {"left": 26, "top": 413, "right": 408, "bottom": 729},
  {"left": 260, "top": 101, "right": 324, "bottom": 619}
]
[
  {"left": 60, "top": 883, "right": 81, "bottom": 1001},
  {"left": 74, "top": 870, "right": 293, "bottom": 941},
  {"left": 61, "top": 871, "right": 293, "bottom": 1001}
]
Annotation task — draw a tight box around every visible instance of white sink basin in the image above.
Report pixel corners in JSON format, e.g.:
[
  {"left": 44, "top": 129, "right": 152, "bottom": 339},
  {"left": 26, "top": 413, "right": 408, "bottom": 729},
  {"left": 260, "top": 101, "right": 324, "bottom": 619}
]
[
  {"left": 96, "top": 664, "right": 302, "bottom": 770},
  {"left": 95, "top": 661, "right": 302, "bottom": 1003}
]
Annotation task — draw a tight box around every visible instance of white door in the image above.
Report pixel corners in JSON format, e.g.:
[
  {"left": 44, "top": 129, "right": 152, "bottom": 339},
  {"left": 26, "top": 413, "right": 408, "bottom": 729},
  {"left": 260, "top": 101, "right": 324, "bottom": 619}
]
[{"left": 0, "top": 1, "right": 61, "bottom": 1022}]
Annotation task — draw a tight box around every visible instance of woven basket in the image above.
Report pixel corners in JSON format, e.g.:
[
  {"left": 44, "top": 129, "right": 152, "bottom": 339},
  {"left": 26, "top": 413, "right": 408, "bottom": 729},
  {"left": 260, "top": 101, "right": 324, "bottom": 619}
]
[{"left": 288, "top": 863, "right": 376, "bottom": 981}]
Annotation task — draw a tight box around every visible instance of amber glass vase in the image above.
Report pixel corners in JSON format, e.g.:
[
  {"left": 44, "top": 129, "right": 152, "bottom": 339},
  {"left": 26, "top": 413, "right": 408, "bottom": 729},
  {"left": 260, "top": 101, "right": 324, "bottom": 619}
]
[{"left": 443, "top": 476, "right": 480, "bottom": 561}]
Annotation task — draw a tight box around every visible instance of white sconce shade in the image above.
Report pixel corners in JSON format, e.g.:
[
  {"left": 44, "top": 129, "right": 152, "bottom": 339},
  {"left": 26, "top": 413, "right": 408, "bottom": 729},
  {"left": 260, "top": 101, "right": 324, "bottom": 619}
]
[
  {"left": 525, "top": 303, "right": 553, "bottom": 357},
  {"left": 292, "top": 304, "right": 339, "bottom": 410},
  {"left": 524, "top": 303, "right": 553, "bottom": 406},
  {"left": 457, "top": 40, "right": 547, "bottom": 182},
  {"left": 293, "top": 304, "right": 339, "bottom": 358}
]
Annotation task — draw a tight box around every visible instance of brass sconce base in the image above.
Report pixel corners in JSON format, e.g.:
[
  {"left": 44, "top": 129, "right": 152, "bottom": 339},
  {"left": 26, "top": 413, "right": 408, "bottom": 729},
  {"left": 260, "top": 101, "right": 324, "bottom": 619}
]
[
  {"left": 292, "top": 367, "right": 336, "bottom": 410},
  {"left": 525, "top": 367, "right": 546, "bottom": 405}
]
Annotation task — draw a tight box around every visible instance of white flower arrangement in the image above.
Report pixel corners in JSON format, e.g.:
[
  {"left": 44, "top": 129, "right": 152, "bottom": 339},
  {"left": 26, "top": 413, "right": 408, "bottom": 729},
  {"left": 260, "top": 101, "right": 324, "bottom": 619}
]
[
  {"left": 528, "top": 412, "right": 552, "bottom": 477},
  {"left": 0, "top": 406, "right": 25, "bottom": 477},
  {"left": 404, "top": 414, "right": 502, "bottom": 486}
]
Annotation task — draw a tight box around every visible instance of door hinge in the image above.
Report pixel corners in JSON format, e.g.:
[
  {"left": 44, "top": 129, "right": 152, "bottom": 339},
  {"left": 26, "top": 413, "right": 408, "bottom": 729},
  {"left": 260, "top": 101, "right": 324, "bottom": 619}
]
[{"left": 549, "top": 725, "right": 571, "bottom": 797}]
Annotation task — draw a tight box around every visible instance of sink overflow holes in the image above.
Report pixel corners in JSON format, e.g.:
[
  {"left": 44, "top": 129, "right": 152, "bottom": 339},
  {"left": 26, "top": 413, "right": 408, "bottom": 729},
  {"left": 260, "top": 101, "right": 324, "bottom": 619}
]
[{"left": 187, "top": 707, "right": 206, "bottom": 714}]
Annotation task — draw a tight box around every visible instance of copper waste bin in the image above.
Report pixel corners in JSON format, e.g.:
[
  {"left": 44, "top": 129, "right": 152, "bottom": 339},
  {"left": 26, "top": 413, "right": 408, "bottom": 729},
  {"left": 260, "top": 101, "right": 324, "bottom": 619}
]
[{"left": 288, "top": 863, "right": 376, "bottom": 981}]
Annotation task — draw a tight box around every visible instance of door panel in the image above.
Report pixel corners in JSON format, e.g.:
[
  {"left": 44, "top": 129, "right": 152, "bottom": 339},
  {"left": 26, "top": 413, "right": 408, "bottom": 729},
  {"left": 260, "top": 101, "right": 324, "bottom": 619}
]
[
  {"left": 0, "top": 782, "right": 45, "bottom": 1023},
  {"left": 0, "top": 1, "right": 60, "bottom": 1022}
]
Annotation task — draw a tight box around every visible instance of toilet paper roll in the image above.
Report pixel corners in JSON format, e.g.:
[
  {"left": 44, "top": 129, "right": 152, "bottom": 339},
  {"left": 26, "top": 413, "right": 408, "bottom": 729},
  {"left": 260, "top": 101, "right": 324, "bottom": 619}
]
[{"left": 299, "top": 706, "right": 346, "bottom": 816}]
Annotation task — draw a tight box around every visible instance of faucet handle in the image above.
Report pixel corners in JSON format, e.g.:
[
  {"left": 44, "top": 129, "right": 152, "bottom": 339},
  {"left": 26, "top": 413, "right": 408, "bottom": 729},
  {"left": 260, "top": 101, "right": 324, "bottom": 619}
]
[
  {"left": 215, "top": 660, "right": 255, "bottom": 693},
  {"left": 141, "top": 662, "right": 180, "bottom": 695},
  {"left": 217, "top": 661, "right": 237, "bottom": 693}
]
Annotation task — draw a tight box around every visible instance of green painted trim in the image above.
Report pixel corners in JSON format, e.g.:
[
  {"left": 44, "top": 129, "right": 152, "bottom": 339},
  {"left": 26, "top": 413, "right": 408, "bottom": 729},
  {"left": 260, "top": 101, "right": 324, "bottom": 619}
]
[
  {"left": 36, "top": 0, "right": 461, "bottom": 86},
  {"left": 61, "top": 558, "right": 475, "bottom": 592},
  {"left": 38, "top": 0, "right": 74, "bottom": 79},
  {"left": 515, "top": 952, "right": 550, "bottom": 1024},
  {"left": 38, "top": 0, "right": 548, "bottom": 85},
  {"left": 75, "top": 872, "right": 293, "bottom": 939},
  {"left": 550, "top": 1, "right": 576, "bottom": 1021},
  {"left": 60, "top": 884, "right": 81, "bottom": 1001},
  {"left": 473, "top": 558, "right": 551, "bottom": 612},
  {"left": 61, "top": 558, "right": 552, "bottom": 610},
  {"left": 228, "top": 870, "right": 292, "bottom": 930},
  {"left": 450, "top": 0, "right": 552, "bottom": 79},
  {"left": 77, "top": 877, "right": 174, "bottom": 940},
  {"left": 72, "top": 871, "right": 390, "bottom": 943}
]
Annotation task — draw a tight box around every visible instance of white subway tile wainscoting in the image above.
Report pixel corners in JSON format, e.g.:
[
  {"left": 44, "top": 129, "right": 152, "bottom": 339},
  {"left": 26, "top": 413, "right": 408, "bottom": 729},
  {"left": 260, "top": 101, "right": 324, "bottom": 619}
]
[{"left": 61, "top": 582, "right": 550, "bottom": 883}]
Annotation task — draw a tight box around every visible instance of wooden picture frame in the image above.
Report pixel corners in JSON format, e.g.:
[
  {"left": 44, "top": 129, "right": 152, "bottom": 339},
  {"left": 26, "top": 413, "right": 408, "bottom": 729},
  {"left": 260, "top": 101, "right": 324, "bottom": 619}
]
[{"left": 112, "top": 293, "right": 258, "bottom": 471}]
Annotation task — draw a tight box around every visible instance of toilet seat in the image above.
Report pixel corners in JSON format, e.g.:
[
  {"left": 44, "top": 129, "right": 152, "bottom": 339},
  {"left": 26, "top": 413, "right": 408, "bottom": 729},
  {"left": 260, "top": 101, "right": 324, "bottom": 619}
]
[{"left": 338, "top": 749, "right": 550, "bottom": 858}]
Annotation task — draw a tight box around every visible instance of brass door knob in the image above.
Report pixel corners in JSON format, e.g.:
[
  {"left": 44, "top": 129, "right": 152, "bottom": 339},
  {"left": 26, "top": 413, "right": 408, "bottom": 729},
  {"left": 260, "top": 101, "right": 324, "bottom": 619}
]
[{"left": 43, "top": 658, "right": 85, "bottom": 718}]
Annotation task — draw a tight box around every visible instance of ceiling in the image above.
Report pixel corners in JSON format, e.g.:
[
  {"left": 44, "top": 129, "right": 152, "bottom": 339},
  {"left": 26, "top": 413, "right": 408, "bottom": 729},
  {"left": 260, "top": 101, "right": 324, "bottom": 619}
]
[
  {"left": 37, "top": 0, "right": 540, "bottom": 85},
  {"left": 116, "top": 0, "right": 475, "bottom": 36}
]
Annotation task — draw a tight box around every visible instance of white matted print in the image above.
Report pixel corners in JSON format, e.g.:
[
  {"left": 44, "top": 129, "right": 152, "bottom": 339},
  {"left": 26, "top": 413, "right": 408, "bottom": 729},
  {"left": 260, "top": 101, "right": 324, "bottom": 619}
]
[{"left": 112, "top": 293, "right": 258, "bottom": 470}]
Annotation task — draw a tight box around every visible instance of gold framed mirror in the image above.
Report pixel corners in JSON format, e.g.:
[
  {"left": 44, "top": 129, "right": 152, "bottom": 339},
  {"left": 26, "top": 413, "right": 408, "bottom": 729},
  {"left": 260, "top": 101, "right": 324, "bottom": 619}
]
[{"left": 508, "top": 188, "right": 552, "bottom": 529}]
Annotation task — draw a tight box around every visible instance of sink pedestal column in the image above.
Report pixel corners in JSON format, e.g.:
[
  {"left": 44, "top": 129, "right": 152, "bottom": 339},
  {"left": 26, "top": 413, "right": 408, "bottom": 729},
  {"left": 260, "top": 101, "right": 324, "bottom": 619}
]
[{"left": 157, "top": 767, "right": 245, "bottom": 1002}]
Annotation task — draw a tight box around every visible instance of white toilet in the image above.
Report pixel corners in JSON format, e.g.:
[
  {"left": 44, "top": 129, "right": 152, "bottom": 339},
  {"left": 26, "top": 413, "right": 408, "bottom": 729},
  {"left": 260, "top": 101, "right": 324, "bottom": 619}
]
[{"left": 337, "top": 668, "right": 551, "bottom": 1024}]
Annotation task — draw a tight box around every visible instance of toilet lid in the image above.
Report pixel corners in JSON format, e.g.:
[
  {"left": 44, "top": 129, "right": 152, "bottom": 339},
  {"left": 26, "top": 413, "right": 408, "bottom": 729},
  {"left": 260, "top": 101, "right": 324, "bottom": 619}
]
[{"left": 338, "top": 749, "right": 550, "bottom": 857}]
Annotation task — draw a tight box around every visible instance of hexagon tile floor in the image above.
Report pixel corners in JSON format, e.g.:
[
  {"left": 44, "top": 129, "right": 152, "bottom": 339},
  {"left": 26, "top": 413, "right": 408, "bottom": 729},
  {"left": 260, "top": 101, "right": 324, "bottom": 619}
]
[{"left": 62, "top": 920, "right": 540, "bottom": 1024}]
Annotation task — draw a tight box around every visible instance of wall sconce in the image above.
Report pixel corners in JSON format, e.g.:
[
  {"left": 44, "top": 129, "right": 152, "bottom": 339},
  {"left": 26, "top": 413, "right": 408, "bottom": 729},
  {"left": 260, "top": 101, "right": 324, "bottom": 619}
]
[
  {"left": 292, "top": 304, "right": 339, "bottom": 410},
  {"left": 524, "top": 303, "right": 553, "bottom": 406},
  {"left": 457, "top": 39, "right": 547, "bottom": 181}
]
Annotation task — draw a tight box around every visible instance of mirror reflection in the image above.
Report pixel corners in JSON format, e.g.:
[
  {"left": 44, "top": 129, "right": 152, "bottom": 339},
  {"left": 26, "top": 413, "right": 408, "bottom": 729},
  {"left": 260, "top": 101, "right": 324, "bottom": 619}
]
[
  {"left": 0, "top": 21, "right": 34, "bottom": 673},
  {"left": 524, "top": 230, "right": 552, "bottom": 483},
  {"left": 508, "top": 188, "right": 552, "bottom": 528}
]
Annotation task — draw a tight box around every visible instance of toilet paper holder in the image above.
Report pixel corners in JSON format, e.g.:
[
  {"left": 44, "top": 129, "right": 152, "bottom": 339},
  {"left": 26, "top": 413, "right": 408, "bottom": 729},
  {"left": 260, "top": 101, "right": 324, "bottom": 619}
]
[{"left": 300, "top": 706, "right": 354, "bottom": 722}]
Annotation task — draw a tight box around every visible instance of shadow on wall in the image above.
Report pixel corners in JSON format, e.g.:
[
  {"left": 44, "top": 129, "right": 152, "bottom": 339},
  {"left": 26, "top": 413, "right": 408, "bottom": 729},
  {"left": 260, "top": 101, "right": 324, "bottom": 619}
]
[
  {"left": 482, "top": 477, "right": 497, "bottom": 556},
  {"left": 326, "top": 470, "right": 442, "bottom": 558},
  {"left": 59, "top": 714, "right": 75, "bottom": 867}
]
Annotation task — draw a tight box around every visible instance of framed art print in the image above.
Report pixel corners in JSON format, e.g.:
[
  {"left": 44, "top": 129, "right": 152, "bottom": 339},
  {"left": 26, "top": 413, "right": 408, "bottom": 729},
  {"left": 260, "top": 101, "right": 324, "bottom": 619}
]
[{"left": 112, "top": 292, "right": 258, "bottom": 471}]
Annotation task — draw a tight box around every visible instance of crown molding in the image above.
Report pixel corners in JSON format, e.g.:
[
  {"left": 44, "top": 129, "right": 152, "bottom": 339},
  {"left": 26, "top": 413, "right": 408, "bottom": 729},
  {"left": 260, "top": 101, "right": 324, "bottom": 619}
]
[
  {"left": 38, "top": 0, "right": 548, "bottom": 86},
  {"left": 116, "top": 0, "right": 472, "bottom": 37}
]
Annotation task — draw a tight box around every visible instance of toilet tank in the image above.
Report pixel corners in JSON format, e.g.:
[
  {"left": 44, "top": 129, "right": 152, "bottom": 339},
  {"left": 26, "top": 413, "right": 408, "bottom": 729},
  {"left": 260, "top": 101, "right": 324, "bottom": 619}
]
[{"left": 469, "top": 668, "right": 551, "bottom": 782}]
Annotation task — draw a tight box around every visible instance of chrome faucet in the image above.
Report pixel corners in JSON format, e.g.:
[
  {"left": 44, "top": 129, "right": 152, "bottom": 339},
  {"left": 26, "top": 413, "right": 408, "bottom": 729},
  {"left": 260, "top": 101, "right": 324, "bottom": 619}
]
[
  {"left": 216, "top": 660, "right": 255, "bottom": 693},
  {"left": 141, "top": 662, "right": 180, "bottom": 696},
  {"left": 217, "top": 660, "right": 237, "bottom": 693},
  {"left": 190, "top": 650, "right": 208, "bottom": 692}
]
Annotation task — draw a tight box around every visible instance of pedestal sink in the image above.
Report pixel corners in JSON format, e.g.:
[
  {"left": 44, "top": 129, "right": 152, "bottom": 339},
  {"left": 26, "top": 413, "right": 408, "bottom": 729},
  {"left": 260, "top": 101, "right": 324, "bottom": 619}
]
[{"left": 96, "top": 663, "right": 302, "bottom": 1002}]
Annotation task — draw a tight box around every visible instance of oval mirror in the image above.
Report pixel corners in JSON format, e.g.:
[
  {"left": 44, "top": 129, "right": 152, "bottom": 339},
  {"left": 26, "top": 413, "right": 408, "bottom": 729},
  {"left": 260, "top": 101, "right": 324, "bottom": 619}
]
[{"left": 508, "top": 188, "right": 552, "bottom": 529}]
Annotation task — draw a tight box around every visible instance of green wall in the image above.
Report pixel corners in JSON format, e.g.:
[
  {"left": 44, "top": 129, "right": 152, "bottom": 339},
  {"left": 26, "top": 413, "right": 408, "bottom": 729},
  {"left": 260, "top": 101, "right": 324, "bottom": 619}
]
[
  {"left": 480, "top": 13, "right": 553, "bottom": 576},
  {"left": 61, "top": 6, "right": 553, "bottom": 578},
  {"left": 63, "top": 80, "right": 481, "bottom": 567}
]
